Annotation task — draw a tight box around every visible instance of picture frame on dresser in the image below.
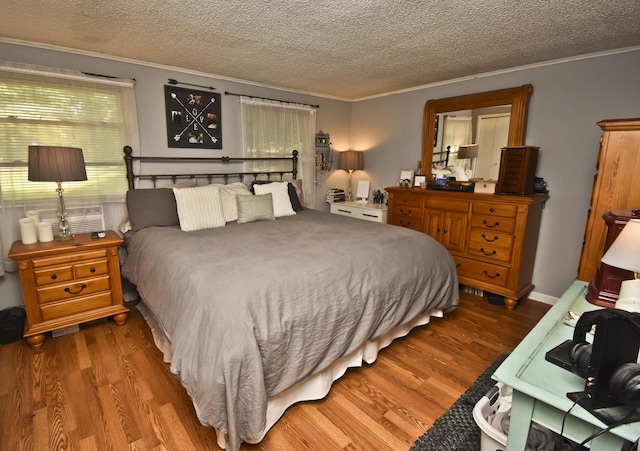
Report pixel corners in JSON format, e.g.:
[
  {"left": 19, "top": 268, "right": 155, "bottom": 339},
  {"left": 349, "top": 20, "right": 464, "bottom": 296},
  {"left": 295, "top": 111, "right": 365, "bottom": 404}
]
[{"left": 398, "top": 169, "right": 414, "bottom": 188}]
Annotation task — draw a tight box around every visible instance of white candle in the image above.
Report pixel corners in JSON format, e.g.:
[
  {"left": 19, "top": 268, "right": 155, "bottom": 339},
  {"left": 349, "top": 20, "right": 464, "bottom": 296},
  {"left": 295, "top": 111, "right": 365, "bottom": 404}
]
[
  {"left": 38, "top": 222, "right": 54, "bottom": 243},
  {"left": 19, "top": 218, "right": 37, "bottom": 244},
  {"left": 25, "top": 210, "right": 41, "bottom": 240}
]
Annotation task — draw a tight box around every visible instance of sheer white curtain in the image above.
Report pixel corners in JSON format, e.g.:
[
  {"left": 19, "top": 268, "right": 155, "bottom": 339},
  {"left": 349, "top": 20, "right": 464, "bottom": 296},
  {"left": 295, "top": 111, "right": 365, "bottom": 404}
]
[
  {"left": 0, "top": 62, "right": 139, "bottom": 274},
  {"left": 240, "top": 96, "right": 316, "bottom": 208},
  {"left": 442, "top": 116, "right": 473, "bottom": 166}
]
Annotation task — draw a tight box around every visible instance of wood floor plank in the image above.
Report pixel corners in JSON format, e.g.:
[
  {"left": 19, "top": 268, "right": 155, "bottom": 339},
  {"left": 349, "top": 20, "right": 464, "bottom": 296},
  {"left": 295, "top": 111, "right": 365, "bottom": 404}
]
[{"left": 0, "top": 292, "right": 550, "bottom": 450}]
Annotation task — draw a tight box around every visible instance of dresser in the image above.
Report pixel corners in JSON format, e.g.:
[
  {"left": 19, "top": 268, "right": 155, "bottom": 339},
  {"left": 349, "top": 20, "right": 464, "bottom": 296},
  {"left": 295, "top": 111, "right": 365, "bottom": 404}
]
[
  {"left": 329, "top": 201, "right": 388, "bottom": 223},
  {"left": 8, "top": 230, "right": 129, "bottom": 348},
  {"left": 386, "top": 187, "right": 548, "bottom": 309},
  {"left": 578, "top": 118, "right": 640, "bottom": 283}
]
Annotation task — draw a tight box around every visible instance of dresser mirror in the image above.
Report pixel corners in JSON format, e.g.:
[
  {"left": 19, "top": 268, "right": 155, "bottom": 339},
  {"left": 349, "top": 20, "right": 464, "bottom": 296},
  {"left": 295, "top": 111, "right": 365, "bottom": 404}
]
[{"left": 421, "top": 84, "right": 533, "bottom": 181}]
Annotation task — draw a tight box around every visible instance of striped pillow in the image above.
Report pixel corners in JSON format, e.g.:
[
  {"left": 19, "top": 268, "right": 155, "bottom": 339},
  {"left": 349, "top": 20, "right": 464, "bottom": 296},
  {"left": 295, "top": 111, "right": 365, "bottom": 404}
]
[
  {"left": 253, "top": 182, "right": 296, "bottom": 218},
  {"left": 173, "top": 184, "right": 226, "bottom": 231}
]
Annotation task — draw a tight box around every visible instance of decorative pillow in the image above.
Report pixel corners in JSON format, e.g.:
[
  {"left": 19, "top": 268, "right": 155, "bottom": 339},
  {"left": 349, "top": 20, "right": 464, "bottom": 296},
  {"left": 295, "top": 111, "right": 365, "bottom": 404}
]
[
  {"left": 287, "top": 183, "right": 304, "bottom": 212},
  {"left": 173, "top": 184, "right": 226, "bottom": 231},
  {"left": 120, "top": 179, "right": 197, "bottom": 233},
  {"left": 218, "top": 182, "right": 252, "bottom": 222},
  {"left": 253, "top": 182, "right": 297, "bottom": 217},
  {"left": 236, "top": 193, "right": 275, "bottom": 223},
  {"left": 288, "top": 179, "right": 305, "bottom": 207},
  {"left": 126, "top": 189, "right": 180, "bottom": 232}
]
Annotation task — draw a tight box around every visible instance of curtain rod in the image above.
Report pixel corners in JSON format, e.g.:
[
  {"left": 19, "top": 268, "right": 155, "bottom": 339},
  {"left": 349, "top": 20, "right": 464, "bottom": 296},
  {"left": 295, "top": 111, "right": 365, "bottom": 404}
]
[
  {"left": 224, "top": 91, "right": 319, "bottom": 109},
  {"left": 168, "top": 79, "right": 216, "bottom": 90}
]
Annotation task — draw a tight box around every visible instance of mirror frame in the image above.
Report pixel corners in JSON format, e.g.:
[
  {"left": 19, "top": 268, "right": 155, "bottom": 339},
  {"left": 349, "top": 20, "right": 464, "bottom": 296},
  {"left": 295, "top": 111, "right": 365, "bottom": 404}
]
[{"left": 421, "top": 84, "right": 533, "bottom": 175}]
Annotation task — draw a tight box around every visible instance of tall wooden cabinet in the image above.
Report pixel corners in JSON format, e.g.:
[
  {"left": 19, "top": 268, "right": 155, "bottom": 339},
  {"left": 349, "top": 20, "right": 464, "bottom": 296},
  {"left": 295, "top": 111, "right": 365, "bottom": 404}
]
[
  {"left": 387, "top": 187, "right": 548, "bottom": 309},
  {"left": 577, "top": 118, "right": 640, "bottom": 282}
]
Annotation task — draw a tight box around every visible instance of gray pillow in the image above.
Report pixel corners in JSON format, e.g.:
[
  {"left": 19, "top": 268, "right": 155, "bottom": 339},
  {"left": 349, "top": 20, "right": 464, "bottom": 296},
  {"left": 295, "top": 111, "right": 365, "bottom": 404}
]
[
  {"left": 126, "top": 189, "right": 179, "bottom": 231},
  {"left": 236, "top": 193, "right": 275, "bottom": 223}
]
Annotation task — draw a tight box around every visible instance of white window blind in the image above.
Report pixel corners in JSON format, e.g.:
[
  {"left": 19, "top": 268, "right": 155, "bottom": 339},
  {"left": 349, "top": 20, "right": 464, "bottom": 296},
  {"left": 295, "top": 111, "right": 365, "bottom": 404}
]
[{"left": 0, "top": 63, "right": 138, "bottom": 203}]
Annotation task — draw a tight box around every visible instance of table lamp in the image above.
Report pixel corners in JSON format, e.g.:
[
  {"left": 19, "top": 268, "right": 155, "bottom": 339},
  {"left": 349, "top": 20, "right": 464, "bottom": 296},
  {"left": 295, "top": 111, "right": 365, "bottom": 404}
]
[
  {"left": 28, "top": 146, "right": 87, "bottom": 240},
  {"left": 600, "top": 219, "right": 640, "bottom": 312},
  {"left": 457, "top": 144, "right": 478, "bottom": 174},
  {"left": 337, "top": 150, "right": 364, "bottom": 201}
]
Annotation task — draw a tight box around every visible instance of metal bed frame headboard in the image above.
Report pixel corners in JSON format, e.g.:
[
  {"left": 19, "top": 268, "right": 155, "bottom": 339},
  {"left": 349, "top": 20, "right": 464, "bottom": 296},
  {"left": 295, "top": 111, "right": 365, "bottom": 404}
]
[{"left": 123, "top": 146, "right": 298, "bottom": 190}]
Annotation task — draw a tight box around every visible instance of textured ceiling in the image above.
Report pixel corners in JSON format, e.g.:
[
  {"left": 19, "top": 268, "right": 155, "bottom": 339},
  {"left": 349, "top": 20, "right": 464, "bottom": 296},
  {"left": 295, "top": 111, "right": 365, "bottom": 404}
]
[{"left": 2, "top": 0, "right": 640, "bottom": 100}]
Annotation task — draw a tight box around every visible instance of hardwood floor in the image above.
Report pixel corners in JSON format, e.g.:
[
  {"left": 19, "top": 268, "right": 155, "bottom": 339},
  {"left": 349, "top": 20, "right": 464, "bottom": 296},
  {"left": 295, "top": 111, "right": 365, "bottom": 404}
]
[{"left": 0, "top": 291, "right": 550, "bottom": 451}]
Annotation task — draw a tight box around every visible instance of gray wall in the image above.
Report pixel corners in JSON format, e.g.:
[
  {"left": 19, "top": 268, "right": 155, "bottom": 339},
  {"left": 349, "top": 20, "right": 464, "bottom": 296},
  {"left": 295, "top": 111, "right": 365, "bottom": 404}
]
[
  {"left": 352, "top": 49, "right": 640, "bottom": 300},
  {"left": 1, "top": 40, "right": 639, "bottom": 309}
]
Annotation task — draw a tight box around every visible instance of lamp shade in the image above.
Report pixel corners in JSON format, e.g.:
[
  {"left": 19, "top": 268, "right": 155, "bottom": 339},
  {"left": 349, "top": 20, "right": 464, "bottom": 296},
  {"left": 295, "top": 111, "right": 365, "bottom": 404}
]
[
  {"left": 28, "top": 146, "right": 87, "bottom": 182},
  {"left": 337, "top": 150, "right": 364, "bottom": 171},
  {"left": 457, "top": 144, "right": 478, "bottom": 159},
  {"left": 601, "top": 219, "right": 640, "bottom": 273}
]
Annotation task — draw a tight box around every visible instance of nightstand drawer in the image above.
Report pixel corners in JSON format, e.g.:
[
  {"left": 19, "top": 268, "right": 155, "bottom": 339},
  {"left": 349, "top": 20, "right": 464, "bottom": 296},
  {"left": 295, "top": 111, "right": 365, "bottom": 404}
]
[
  {"left": 34, "top": 265, "right": 74, "bottom": 286},
  {"left": 40, "top": 292, "right": 113, "bottom": 321},
  {"left": 330, "top": 201, "right": 388, "bottom": 224},
  {"left": 32, "top": 249, "right": 107, "bottom": 269},
  {"left": 75, "top": 259, "right": 109, "bottom": 279},
  {"left": 37, "top": 275, "right": 111, "bottom": 304}
]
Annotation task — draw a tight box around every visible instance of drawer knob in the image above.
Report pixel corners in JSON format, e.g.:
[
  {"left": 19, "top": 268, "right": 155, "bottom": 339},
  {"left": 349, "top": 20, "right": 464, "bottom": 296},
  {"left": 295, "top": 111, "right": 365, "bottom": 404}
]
[
  {"left": 483, "top": 220, "right": 500, "bottom": 228},
  {"left": 64, "top": 284, "right": 87, "bottom": 295},
  {"left": 483, "top": 270, "right": 501, "bottom": 279},
  {"left": 489, "top": 208, "right": 495, "bottom": 212},
  {"left": 482, "top": 234, "right": 498, "bottom": 242},
  {"left": 90, "top": 267, "right": 96, "bottom": 273},
  {"left": 480, "top": 248, "right": 497, "bottom": 256},
  {"left": 51, "top": 274, "right": 57, "bottom": 280}
]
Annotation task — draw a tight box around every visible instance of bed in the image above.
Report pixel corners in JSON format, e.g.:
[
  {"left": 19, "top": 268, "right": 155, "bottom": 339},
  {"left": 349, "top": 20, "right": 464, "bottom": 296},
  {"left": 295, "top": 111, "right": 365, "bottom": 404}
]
[{"left": 119, "top": 146, "right": 459, "bottom": 450}]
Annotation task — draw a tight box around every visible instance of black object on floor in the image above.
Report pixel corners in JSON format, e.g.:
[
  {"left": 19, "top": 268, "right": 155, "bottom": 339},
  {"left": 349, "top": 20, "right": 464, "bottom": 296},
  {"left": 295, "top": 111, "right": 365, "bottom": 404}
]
[{"left": 0, "top": 307, "right": 26, "bottom": 345}]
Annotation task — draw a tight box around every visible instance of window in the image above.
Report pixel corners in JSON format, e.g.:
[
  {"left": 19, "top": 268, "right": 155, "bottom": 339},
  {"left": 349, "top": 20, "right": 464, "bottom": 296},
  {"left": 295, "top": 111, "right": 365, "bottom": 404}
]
[
  {"left": 0, "top": 63, "right": 138, "bottom": 203},
  {"left": 240, "top": 97, "right": 316, "bottom": 208}
]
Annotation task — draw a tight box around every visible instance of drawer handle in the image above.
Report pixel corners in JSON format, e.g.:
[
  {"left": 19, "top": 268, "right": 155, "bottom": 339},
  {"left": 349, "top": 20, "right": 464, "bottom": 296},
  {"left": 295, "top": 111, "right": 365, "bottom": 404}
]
[
  {"left": 90, "top": 267, "right": 96, "bottom": 273},
  {"left": 51, "top": 274, "right": 57, "bottom": 280},
  {"left": 483, "top": 220, "right": 500, "bottom": 228},
  {"left": 480, "top": 247, "right": 497, "bottom": 256},
  {"left": 399, "top": 220, "right": 412, "bottom": 227},
  {"left": 65, "top": 284, "right": 87, "bottom": 295},
  {"left": 483, "top": 270, "right": 501, "bottom": 279},
  {"left": 400, "top": 208, "right": 412, "bottom": 215},
  {"left": 482, "top": 234, "right": 498, "bottom": 242},
  {"left": 337, "top": 209, "right": 351, "bottom": 214}
]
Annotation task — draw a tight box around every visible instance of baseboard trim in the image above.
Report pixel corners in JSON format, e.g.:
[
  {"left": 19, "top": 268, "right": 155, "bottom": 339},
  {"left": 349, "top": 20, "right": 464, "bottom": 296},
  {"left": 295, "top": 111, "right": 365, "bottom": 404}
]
[{"left": 528, "top": 290, "right": 558, "bottom": 305}]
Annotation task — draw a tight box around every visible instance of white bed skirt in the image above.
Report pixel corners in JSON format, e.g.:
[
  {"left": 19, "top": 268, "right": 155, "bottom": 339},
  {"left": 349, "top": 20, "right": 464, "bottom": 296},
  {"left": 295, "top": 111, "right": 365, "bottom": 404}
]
[{"left": 136, "top": 300, "right": 443, "bottom": 449}]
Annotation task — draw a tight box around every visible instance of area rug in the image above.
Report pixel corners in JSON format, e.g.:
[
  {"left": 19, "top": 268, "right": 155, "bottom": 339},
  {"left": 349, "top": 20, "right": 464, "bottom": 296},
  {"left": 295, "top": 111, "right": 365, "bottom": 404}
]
[{"left": 410, "top": 353, "right": 510, "bottom": 451}]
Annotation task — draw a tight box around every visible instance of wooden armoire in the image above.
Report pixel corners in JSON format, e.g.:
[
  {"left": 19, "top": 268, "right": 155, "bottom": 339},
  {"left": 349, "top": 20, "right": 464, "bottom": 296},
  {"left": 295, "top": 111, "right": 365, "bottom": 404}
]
[{"left": 578, "top": 118, "right": 640, "bottom": 282}]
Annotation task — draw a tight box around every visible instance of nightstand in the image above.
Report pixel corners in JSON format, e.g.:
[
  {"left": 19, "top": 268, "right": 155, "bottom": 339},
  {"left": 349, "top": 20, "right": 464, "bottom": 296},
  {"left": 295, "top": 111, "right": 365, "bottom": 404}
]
[
  {"left": 330, "top": 201, "right": 388, "bottom": 223},
  {"left": 8, "top": 230, "right": 129, "bottom": 349}
]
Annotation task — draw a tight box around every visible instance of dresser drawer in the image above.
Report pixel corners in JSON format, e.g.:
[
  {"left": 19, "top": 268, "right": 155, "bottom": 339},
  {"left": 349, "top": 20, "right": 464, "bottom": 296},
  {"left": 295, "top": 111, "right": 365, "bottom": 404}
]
[
  {"left": 37, "top": 275, "right": 111, "bottom": 304},
  {"left": 470, "top": 215, "right": 516, "bottom": 234},
  {"left": 40, "top": 292, "right": 113, "bottom": 321},
  {"left": 467, "top": 241, "right": 513, "bottom": 263},
  {"left": 454, "top": 256, "right": 510, "bottom": 288},
  {"left": 472, "top": 202, "right": 517, "bottom": 218},
  {"left": 392, "top": 216, "right": 422, "bottom": 231},
  {"left": 31, "top": 249, "right": 108, "bottom": 269},
  {"left": 469, "top": 229, "right": 514, "bottom": 250},
  {"left": 425, "top": 197, "right": 469, "bottom": 213},
  {"left": 393, "top": 192, "right": 422, "bottom": 208}
]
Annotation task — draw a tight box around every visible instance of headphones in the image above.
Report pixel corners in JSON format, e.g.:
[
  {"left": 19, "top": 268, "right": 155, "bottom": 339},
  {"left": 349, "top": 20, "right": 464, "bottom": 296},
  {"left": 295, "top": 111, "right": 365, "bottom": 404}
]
[{"left": 567, "top": 308, "right": 640, "bottom": 407}]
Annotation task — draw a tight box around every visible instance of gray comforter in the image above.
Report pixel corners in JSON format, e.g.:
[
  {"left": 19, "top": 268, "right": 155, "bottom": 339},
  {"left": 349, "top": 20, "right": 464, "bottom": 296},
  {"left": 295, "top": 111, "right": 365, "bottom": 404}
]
[{"left": 121, "top": 209, "right": 458, "bottom": 450}]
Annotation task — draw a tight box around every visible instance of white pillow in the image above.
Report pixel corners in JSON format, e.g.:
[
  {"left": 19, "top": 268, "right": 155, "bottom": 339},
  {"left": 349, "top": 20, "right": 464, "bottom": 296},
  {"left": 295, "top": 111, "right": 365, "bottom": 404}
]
[
  {"left": 253, "top": 182, "right": 296, "bottom": 218},
  {"left": 218, "top": 182, "right": 252, "bottom": 222},
  {"left": 173, "top": 184, "right": 225, "bottom": 231}
]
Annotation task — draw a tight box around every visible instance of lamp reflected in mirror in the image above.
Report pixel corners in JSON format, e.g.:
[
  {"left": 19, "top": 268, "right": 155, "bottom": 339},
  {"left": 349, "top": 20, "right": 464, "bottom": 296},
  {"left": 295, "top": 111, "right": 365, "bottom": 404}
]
[{"left": 457, "top": 144, "right": 478, "bottom": 178}]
